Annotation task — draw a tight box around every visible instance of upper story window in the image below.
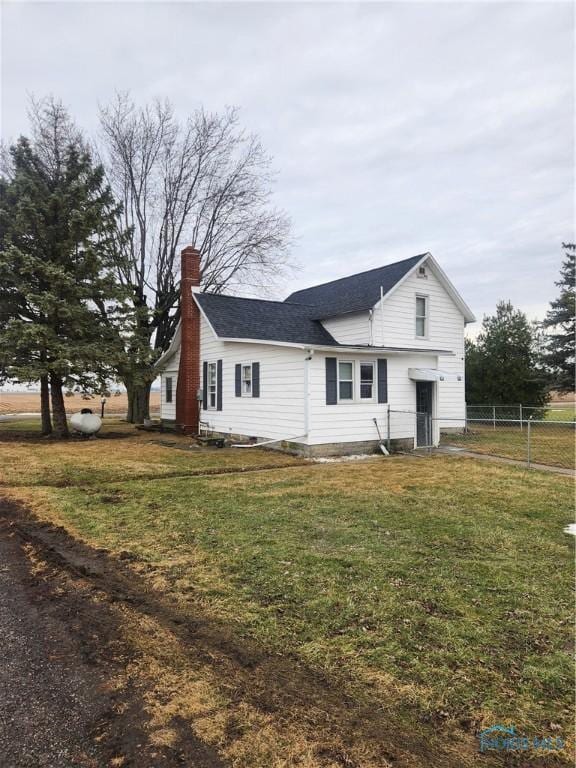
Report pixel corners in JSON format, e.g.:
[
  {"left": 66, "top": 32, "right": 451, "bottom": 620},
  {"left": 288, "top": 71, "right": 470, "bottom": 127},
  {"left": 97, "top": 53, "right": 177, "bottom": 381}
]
[
  {"left": 416, "top": 295, "right": 428, "bottom": 338},
  {"left": 338, "top": 361, "right": 354, "bottom": 401},
  {"left": 241, "top": 363, "right": 252, "bottom": 396},
  {"left": 207, "top": 362, "right": 217, "bottom": 409},
  {"left": 165, "top": 376, "right": 173, "bottom": 403},
  {"left": 359, "top": 362, "right": 375, "bottom": 399}
]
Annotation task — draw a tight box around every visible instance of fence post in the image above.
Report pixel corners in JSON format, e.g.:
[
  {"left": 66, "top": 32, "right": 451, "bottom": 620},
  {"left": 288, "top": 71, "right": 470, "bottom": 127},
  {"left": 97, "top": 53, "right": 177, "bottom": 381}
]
[
  {"left": 519, "top": 403, "right": 523, "bottom": 431},
  {"left": 493, "top": 405, "right": 496, "bottom": 430},
  {"left": 527, "top": 417, "right": 532, "bottom": 468},
  {"left": 386, "top": 404, "right": 391, "bottom": 453},
  {"left": 465, "top": 402, "right": 468, "bottom": 434}
]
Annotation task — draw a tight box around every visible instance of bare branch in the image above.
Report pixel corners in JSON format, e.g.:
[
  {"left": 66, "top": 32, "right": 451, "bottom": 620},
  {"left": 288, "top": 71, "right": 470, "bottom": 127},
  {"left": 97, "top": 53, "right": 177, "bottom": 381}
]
[{"left": 97, "top": 94, "right": 292, "bottom": 354}]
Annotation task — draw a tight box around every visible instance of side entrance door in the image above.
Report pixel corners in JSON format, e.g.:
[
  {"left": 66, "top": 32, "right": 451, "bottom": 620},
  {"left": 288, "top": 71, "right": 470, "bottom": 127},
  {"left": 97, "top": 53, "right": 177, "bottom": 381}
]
[{"left": 415, "top": 381, "right": 433, "bottom": 447}]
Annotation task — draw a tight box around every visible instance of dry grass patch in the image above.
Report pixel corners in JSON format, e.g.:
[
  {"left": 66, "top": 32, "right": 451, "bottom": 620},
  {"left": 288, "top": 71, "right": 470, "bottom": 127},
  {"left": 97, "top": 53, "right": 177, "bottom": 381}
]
[{"left": 0, "top": 419, "right": 305, "bottom": 487}]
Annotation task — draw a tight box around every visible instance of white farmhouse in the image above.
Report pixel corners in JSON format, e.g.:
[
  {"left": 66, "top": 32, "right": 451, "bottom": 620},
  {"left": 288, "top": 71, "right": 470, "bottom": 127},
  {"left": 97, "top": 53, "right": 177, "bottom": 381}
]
[{"left": 156, "top": 247, "right": 475, "bottom": 455}]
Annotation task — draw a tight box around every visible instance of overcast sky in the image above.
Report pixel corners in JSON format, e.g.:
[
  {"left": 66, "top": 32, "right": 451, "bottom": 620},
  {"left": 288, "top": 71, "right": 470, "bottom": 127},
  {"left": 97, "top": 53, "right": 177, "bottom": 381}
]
[{"left": 1, "top": 1, "right": 574, "bottom": 333}]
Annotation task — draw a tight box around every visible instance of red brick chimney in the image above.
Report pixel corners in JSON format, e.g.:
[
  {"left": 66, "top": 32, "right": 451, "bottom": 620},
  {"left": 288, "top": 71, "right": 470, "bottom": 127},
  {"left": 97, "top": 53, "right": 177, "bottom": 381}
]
[{"left": 176, "top": 246, "right": 201, "bottom": 434}]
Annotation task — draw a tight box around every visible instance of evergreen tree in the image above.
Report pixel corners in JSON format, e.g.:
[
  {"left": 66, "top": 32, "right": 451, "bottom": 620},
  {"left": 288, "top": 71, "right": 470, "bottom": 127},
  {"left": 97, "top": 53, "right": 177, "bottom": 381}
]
[
  {"left": 0, "top": 101, "right": 127, "bottom": 437},
  {"left": 465, "top": 301, "right": 549, "bottom": 407},
  {"left": 543, "top": 243, "right": 575, "bottom": 393},
  {"left": 464, "top": 337, "right": 484, "bottom": 404}
]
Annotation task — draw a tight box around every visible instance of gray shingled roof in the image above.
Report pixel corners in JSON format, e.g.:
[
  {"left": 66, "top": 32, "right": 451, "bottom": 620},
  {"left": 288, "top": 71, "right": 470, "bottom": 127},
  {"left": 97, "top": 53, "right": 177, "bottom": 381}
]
[
  {"left": 285, "top": 254, "right": 426, "bottom": 317},
  {"left": 195, "top": 293, "right": 339, "bottom": 346},
  {"left": 195, "top": 255, "right": 429, "bottom": 346}
]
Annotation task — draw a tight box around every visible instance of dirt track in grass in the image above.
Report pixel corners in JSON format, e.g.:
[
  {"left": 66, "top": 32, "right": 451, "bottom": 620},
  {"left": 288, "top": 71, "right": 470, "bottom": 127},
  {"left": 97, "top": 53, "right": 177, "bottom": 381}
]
[
  {"left": 0, "top": 497, "right": 225, "bottom": 768},
  {"left": 0, "top": 495, "right": 530, "bottom": 768}
]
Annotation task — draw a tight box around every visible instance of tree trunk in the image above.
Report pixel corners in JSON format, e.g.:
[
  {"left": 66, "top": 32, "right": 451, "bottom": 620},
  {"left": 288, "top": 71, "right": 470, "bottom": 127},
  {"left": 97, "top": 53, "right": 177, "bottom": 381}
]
[
  {"left": 124, "top": 380, "right": 152, "bottom": 424},
  {"left": 40, "top": 374, "right": 52, "bottom": 435},
  {"left": 49, "top": 374, "right": 69, "bottom": 438}
]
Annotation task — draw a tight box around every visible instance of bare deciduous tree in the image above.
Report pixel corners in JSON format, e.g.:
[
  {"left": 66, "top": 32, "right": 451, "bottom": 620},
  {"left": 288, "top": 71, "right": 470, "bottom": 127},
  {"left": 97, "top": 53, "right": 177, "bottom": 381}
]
[{"left": 98, "top": 93, "right": 291, "bottom": 422}]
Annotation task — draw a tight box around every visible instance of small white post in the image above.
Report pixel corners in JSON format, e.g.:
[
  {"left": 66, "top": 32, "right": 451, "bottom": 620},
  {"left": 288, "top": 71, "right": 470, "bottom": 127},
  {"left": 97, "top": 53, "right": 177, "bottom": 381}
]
[
  {"left": 527, "top": 417, "right": 532, "bottom": 468},
  {"left": 519, "top": 403, "right": 523, "bottom": 431}
]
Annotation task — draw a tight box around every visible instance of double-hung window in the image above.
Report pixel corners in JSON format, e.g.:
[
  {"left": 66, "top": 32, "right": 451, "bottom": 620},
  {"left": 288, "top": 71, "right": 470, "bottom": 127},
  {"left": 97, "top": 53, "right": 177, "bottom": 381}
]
[
  {"left": 359, "top": 362, "right": 375, "bottom": 400},
  {"left": 206, "top": 362, "right": 217, "bottom": 409},
  {"left": 241, "top": 364, "right": 252, "bottom": 396},
  {"left": 165, "top": 376, "right": 173, "bottom": 403},
  {"left": 337, "top": 361, "right": 354, "bottom": 401},
  {"left": 416, "top": 295, "right": 428, "bottom": 338},
  {"left": 327, "top": 357, "right": 386, "bottom": 405}
]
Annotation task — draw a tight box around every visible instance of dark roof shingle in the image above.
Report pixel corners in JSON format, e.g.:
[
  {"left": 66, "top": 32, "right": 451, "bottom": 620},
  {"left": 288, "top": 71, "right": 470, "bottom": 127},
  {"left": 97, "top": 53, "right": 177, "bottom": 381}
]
[
  {"left": 195, "top": 293, "right": 338, "bottom": 346},
  {"left": 285, "top": 253, "right": 426, "bottom": 317},
  {"left": 195, "top": 254, "right": 429, "bottom": 346}
]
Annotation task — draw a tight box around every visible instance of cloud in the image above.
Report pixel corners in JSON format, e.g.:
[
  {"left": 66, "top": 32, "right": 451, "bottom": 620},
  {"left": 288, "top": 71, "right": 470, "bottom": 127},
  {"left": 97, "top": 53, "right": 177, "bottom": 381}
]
[{"left": 1, "top": 1, "right": 573, "bottom": 332}]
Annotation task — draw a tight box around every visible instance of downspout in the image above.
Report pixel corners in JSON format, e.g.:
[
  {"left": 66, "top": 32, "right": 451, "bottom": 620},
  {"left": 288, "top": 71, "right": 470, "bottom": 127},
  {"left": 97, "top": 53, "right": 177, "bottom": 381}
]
[
  {"left": 368, "top": 309, "right": 373, "bottom": 346},
  {"left": 304, "top": 348, "right": 314, "bottom": 443},
  {"left": 231, "top": 348, "right": 314, "bottom": 450}
]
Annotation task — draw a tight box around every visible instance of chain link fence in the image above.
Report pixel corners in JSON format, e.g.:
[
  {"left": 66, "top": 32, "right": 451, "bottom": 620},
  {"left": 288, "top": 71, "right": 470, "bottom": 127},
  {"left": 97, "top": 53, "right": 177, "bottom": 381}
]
[
  {"left": 466, "top": 403, "right": 576, "bottom": 424},
  {"left": 382, "top": 404, "right": 575, "bottom": 470},
  {"left": 438, "top": 416, "right": 575, "bottom": 470}
]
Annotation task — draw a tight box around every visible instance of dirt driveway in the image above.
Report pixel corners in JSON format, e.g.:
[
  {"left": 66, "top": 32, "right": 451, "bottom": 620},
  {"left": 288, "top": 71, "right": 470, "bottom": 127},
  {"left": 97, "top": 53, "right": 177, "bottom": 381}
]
[{"left": 0, "top": 497, "right": 225, "bottom": 768}]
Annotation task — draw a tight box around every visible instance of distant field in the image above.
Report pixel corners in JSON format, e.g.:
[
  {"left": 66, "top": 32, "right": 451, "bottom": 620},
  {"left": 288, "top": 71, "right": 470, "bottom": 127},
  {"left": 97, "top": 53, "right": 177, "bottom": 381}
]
[
  {"left": 0, "top": 391, "right": 161, "bottom": 416},
  {"left": 545, "top": 407, "right": 576, "bottom": 422}
]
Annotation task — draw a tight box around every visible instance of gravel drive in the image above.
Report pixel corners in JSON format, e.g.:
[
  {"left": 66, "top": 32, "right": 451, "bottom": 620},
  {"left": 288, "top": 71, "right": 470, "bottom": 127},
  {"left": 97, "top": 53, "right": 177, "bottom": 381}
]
[
  {"left": 0, "top": 499, "right": 228, "bottom": 768},
  {"left": 0, "top": 526, "right": 109, "bottom": 767}
]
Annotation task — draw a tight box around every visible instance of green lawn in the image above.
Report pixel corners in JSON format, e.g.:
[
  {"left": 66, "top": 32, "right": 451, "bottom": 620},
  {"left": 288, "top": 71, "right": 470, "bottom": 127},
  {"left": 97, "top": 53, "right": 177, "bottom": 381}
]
[
  {"left": 442, "top": 422, "right": 575, "bottom": 469},
  {"left": 0, "top": 417, "right": 47, "bottom": 432},
  {"left": 2, "top": 421, "right": 573, "bottom": 765},
  {"left": 544, "top": 407, "right": 576, "bottom": 422}
]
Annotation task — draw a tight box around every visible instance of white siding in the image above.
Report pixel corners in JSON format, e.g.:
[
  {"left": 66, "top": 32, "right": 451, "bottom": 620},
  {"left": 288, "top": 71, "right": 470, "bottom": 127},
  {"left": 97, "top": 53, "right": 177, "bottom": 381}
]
[
  {"left": 157, "top": 256, "right": 468, "bottom": 446},
  {"left": 321, "top": 311, "right": 371, "bottom": 345},
  {"left": 374, "top": 260, "right": 466, "bottom": 421},
  {"left": 308, "top": 351, "right": 436, "bottom": 446},
  {"left": 199, "top": 318, "right": 307, "bottom": 441},
  {"left": 160, "top": 356, "right": 179, "bottom": 421}
]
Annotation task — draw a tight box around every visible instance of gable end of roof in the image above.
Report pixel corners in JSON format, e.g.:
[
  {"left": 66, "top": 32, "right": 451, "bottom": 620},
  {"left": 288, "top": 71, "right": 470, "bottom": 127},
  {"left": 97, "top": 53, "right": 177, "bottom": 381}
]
[{"left": 285, "top": 254, "right": 428, "bottom": 317}]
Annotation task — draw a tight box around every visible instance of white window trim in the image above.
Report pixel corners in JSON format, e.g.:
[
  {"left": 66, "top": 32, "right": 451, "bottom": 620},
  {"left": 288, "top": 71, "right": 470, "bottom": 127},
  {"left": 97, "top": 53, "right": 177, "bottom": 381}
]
[
  {"left": 415, "top": 293, "right": 429, "bottom": 339},
  {"left": 241, "top": 362, "right": 253, "bottom": 397},
  {"left": 359, "top": 360, "right": 376, "bottom": 402},
  {"left": 206, "top": 360, "right": 218, "bottom": 410},
  {"left": 336, "top": 359, "right": 377, "bottom": 403},
  {"left": 337, "top": 359, "right": 354, "bottom": 402},
  {"left": 164, "top": 375, "right": 173, "bottom": 404}
]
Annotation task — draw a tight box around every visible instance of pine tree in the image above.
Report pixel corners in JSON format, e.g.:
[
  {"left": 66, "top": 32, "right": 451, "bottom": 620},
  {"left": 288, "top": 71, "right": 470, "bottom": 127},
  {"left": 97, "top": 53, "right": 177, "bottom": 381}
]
[
  {"left": 0, "top": 101, "right": 127, "bottom": 437},
  {"left": 543, "top": 244, "right": 575, "bottom": 393},
  {"left": 465, "top": 301, "right": 549, "bottom": 408},
  {"left": 464, "top": 337, "right": 484, "bottom": 404}
]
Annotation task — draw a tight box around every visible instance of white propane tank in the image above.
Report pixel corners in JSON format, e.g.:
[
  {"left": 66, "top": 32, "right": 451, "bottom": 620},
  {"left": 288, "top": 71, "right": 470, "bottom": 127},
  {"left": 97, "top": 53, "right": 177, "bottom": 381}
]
[{"left": 70, "top": 412, "right": 102, "bottom": 435}]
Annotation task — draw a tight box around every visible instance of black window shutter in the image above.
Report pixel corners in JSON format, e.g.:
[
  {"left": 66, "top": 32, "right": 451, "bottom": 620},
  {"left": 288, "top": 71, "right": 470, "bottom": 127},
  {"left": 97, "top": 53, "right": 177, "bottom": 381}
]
[
  {"left": 325, "top": 357, "right": 337, "bottom": 405},
  {"left": 252, "top": 362, "right": 260, "bottom": 398},
  {"left": 217, "top": 359, "right": 223, "bottom": 411},
  {"left": 235, "top": 364, "right": 241, "bottom": 397},
  {"left": 202, "top": 362, "right": 208, "bottom": 410},
  {"left": 377, "top": 359, "right": 388, "bottom": 404}
]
